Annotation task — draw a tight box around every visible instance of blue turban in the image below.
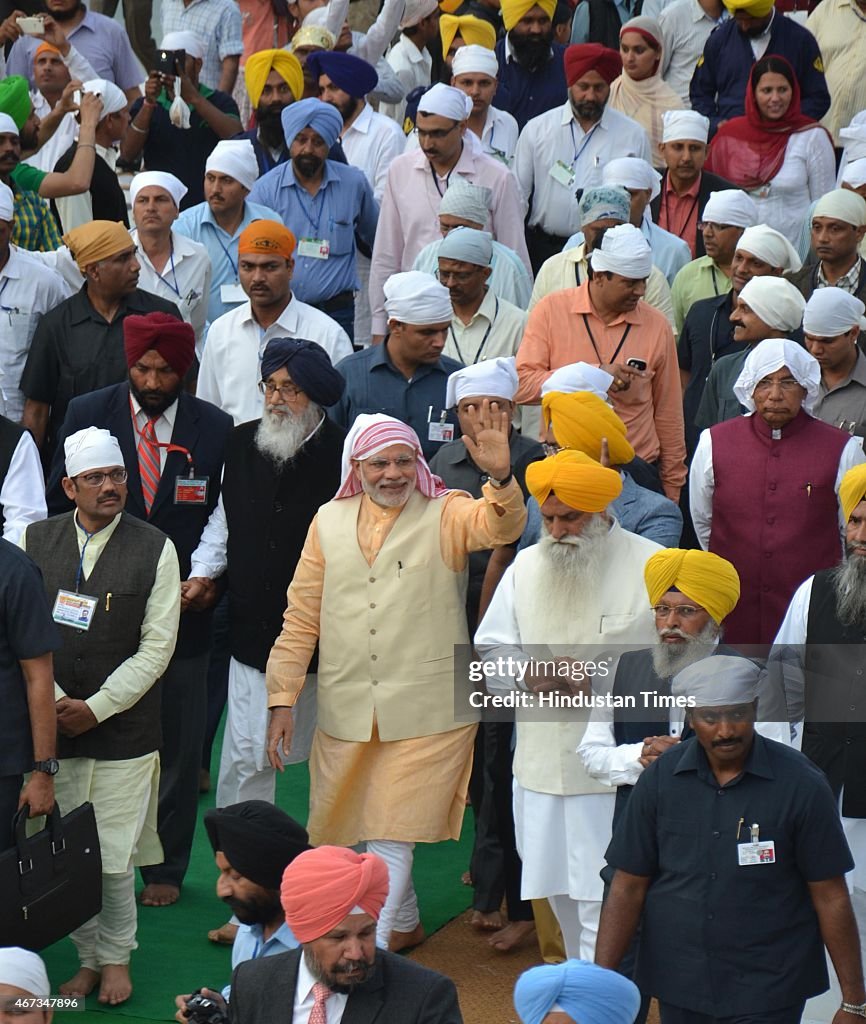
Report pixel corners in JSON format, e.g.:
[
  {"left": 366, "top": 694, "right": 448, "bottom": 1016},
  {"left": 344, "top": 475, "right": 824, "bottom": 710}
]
[
  {"left": 306, "top": 51, "right": 378, "bottom": 99},
  {"left": 260, "top": 338, "right": 345, "bottom": 407},
  {"left": 514, "top": 960, "right": 641, "bottom": 1024},
  {"left": 280, "top": 98, "right": 343, "bottom": 151}
]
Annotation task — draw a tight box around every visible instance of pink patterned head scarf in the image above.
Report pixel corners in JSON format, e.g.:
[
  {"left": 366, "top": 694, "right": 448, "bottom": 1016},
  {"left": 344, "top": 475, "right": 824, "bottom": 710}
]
[{"left": 335, "top": 414, "right": 449, "bottom": 499}]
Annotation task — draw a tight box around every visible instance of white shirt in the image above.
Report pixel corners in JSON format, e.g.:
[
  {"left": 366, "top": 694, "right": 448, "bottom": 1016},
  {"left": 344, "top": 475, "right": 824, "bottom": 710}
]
[
  {"left": 481, "top": 106, "right": 519, "bottom": 168},
  {"left": 444, "top": 287, "right": 527, "bottom": 364},
  {"left": 380, "top": 34, "right": 431, "bottom": 124},
  {"left": 514, "top": 102, "right": 652, "bottom": 237},
  {"left": 749, "top": 8, "right": 775, "bottom": 58},
  {"left": 292, "top": 955, "right": 348, "bottom": 1024},
  {"left": 197, "top": 297, "right": 352, "bottom": 424},
  {"left": 129, "top": 394, "right": 179, "bottom": 473},
  {"left": 0, "top": 429, "right": 46, "bottom": 543},
  {"left": 659, "top": 0, "right": 729, "bottom": 107},
  {"left": 341, "top": 103, "right": 406, "bottom": 203}
]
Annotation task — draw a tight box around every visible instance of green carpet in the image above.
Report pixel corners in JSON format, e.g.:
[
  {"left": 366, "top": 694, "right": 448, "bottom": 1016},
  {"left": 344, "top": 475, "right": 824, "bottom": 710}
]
[{"left": 44, "top": 759, "right": 473, "bottom": 1024}]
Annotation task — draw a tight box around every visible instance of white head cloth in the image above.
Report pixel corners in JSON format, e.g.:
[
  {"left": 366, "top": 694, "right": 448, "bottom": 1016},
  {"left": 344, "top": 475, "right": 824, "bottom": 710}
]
[
  {"left": 400, "top": 0, "right": 438, "bottom": 27},
  {"left": 803, "top": 289, "right": 866, "bottom": 338},
  {"left": 205, "top": 139, "right": 259, "bottom": 191},
  {"left": 541, "top": 361, "right": 614, "bottom": 400},
  {"left": 65, "top": 427, "right": 124, "bottom": 477},
  {"left": 0, "top": 948, "right": 50, "bottom": 996},
  {"left": 438, "top": 226, "right": 492, "bottom": 267},
  {"left": 130, "top": 170, "right": 187, "bottom": 209},
  {"left": 701, "top": 189, "right": 758, "bottom": 229},
  {"left": 82, "top": 78, "right": 126, "bottom": 116},
  {"left": 446, "top": 356, "right": 518, "bottom": 408},
  {"left": 736, "top": 225, "right": 802, "bottom": 272},
  {"left": 384, "top": 271, "right": 453, "bottom": 325},
  {"left": 590, "top": 222, "right": 653, "bottom": 279},
  {"left": 839, "top": 111, "right": 866, "bottom": 166},
  {"left": 440, "top": 181, "right": 491, "bottom": 225},
  {"left": 0, "top": 113, "right": 18, "bottom": 136},
  {"left": 452, "top": 44, "right": 499, "bottom": 78},
  {"left": 813, "top": 188, "right": 866, "bottom": 227},
  {"left": 737, "top": 276, "right": 806, "bottom": 332},
  {"left": 159, "top": 30, "right": 205, "bottom": 59},
  {"left": 671, "top": 656, "right": 760, "bottom": 709},
  {"left": 842, "top": 158, "right": 866, "bottom": 190},
  {"left": 602, "top": 157, "right": 662, "bottom": 201},
  {"left": 0, "top": 181, "right": 14, "bottom": 221},
  {"left": 733, "top": 338, "right": 820, "bottom": 413},
  {"left": 661, "top": 109, "right": 709, "bottom": 144},
  {"left": 417, "top": 82, "right": 472, "bottom": 121},
  {"left": 302, "top": 6, "right": 330, "bottom": 26}
]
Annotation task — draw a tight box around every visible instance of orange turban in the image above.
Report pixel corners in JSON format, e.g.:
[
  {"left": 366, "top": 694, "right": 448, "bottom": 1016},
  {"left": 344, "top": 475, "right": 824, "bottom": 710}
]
[
  {"left": 237, "top": 220, "right": 296, "bottom": 259},
  {"left": 542, "top": 390, "right": 635, "bottom": 466},
  {"left": 63, "top": 221, "right": 134, "bottom": 271},
  {"left": 644, "top": 549, "right": 740, "bottom": 625},
  {"left": 34, "top": 42, "right": 61, "bottom": 61},
  {"left": 280, "top": 846, "right": 390, "bottom": 942},
  {"left": 525, "top": 449, "right": 622, "bottom": 513}
]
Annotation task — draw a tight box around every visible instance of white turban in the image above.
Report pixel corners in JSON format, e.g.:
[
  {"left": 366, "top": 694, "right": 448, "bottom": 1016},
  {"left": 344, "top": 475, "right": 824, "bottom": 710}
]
[
  {"left": 813, "top": 188, "right": 866, "bottom": 227},
  {"left": 64, "top": 427, "right": 124, "bottom": 478},
  {"left": 385, "top": 271, "right": 453, "bottom": 325},
  {"left": 803, "top": 289, "right": 866, "bottom": 338},
  {"left": 400, "top": 0, "right": 438, "bottom": 27},
  {"left": 452, "top": 44, "right": 499, "bottom": 78},
  {"left": 736, "top": 276, "right": 806, "bottom": 332},
  {"left": 438, "top": 226, "right": 492, "bottom": 267},
  {"left": 0, "top": 181, "right": 14, "bottom": 221},
  {"left": 541, "top": 361, "right": 614, "bottom": 400},
  {"left": 671, "top": 656, "right": 760, "bottom": 709},
  {"left": 446, "top": 356, "right": 518, "bottom": 408},
  {"left": 701, "top": 189, "right": 758, "bottom": 229},
  {"left": 440, "top": 181, "right": 491, "bottom": 226},
  {"left": 839, "top": 111, "right": 866, "bottom": 165},
  {"left": 736, "top": 225, "right": 802, "bottom": 272},
  {"left": 82, "top": 78, "right": 127, "bottom": 117},
  {"left": 0, "top": 113, "right": 17, "bottom": 136},
  {"left": 0, "top": 948, "right": 50, "bottom": 996},
  {"left": 205, "top": 139, "right": 259, "bottom": 192},
  {"left": 602, "top": 157, "right": 662, "bottom": 201},
  {"left": 590, "top": 222, "right": 653, "bottom": 279},
  {"left": 661, "top": 109, "right": 709, "bottom": 144},
  {"left": 130, "top": 170, "right": 187, "bottom": 209},
  {"left": 417, "top": 82, "right": 473, "bottom": 122},
  {"left": 733, "top": 338, "right": 820, "bottom": 414},
  {"left": 842, "top": 158, "right": 866, "bottom": 190},
  {"left": 159, "top": 30, "right": 205, "bottom": 59}
]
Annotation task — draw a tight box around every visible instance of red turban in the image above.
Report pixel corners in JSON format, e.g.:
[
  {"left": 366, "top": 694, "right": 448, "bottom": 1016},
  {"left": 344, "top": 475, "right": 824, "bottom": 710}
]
[
  {"left": 123, "top": 312, "right": 195, "bottom": 378},
  {"left": 280, "top": 846, "right": 390, "bottom": 942},
  {"left": 564, "top": 44, "right": 622, "bottom": 88}
]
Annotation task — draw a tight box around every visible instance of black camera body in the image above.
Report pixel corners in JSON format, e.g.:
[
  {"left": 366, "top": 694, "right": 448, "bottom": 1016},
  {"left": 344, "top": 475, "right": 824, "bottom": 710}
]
[
  {"left": 185, "top": 991, "right": 229, "bottom": 1024},
  {"left": 155, "top": 49, "right": 186, "bottom": 76}
]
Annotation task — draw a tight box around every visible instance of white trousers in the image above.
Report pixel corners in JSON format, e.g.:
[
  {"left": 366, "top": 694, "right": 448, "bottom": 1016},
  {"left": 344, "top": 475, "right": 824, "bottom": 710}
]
[
  {"left": 547, "top": 893, "right": 601, "bottom": 962},
  {"left": 366, "top": 839, "right": 420, "bottom": 947},
  {"left": 72, "top": 869, "right": 137, "bottom": 968}
]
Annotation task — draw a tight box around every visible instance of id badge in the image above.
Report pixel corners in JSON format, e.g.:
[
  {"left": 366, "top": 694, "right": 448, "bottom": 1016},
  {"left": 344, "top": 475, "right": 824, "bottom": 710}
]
[
  {"left": 749, "top": 184, "right": 771, "bottom": 201},
  {"left": 298, "top": 237, "right": 330, "bottom": 259},
  {"left": 53, "top": 589, "right": 98, "bottom": 631},
  {"left": 175, "top": 476, "right": 209, "bottom": 505},
  {"left": 220, "top": 282, "right": 246, "bottom": 303},
  {"left": 428, "top": 422, "right": 455, "bottom": 443},
  {"left": 737, "top": 840, "right": 776, "bottom": 865},
  {"left": 549, "top": 160, "right": 575, "bottom": 189}
]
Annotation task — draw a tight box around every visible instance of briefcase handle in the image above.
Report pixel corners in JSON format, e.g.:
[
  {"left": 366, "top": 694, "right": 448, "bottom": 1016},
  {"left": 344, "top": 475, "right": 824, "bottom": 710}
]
[{"left": 13, "top": 803, "right": 67, "bottom": 875}]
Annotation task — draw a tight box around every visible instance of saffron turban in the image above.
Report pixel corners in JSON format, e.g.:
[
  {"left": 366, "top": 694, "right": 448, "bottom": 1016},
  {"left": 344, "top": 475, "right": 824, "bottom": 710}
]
[
  {"left": 671, "top": 655, "right": 761, "bottom": 709},
  {"left": 514, "top": 960, "right": 641, "bottom": 1024},
  {"left": 542, "top": 390, "right": 635, "bottom": 465},
  {"left": 840, "top": 463, "right": 866, "bottom": 524},
  {"left": 260, "top": 337, "right": 346, "bottom": 406},
  {"left": 336, "top": 414, "right": 448, "bottom": 499},
  {"left": 206, "top": 139, "right": 259, "bottom": 192},
  {"left": 644, "top": 548, "right": 741, "bottom": 625},
  {"left": 563, "top": 44, "right": 622, "bottom": 88},
  {"left": 526, "top": 449, "right": 622, "bottom": 513},
  {"left": 814, "top": 188, "right": 866, "bottom": 228},
  {"left": 701, "top": 189, "right": 758, "bottom": 229},
  {"left": 0, "top": 948, "right": 50, "bottom": 996},
  {"left": 306, "top": 51, "right": 378, "bottom": 98},
  {"left": 440, "top": 181, "right": 492, "bottom": 225},
  {"left": 34, "top": 41, "right": 61, "bottom": 62},
  {"left": 0, "top": 75, "right": 31, "bottom": 129},
  {"left": 280, "top": 846, "right": 390, "bottom": 942},
  {"left": 281, "top": 97, "right": 342, "bottom": 150},
  {"left": 0, "top": 182, "right": 14, "bottom": 221},
  {"left": 590, "top": 222, "right": 653, "bottom": 279},
  {"left": 602, "top": 156, "right": 662, "bottom": 201},
  {"left": 736, "top": 225, "right": 801, "bottom": 272},
  {"left": 452, "top": 44, "right": 499, "bottom": 79},
  {"left": 204, "top": 801, "right": 310, "bottom": 891},
  {"left": 578, "top": 186, "right": 630, "bottom": 228},
  {"left": 440, "top": 14, "right": 496, "bottom": 57},
  {"left": 244, "top": 49, "right": 304, "bottom": 107},
  {"left": 238, "top": 220, "right": 297, "bottom": 259},
  {"left": 842, "top": 158, "right": 866, "bottom": 189},
  {"left": 541, "top": 362, "right": 613, "bottom": 400},
  {"left": 723, "top": 0, "right": 774, "bottom": 16},
  {"left": 446, "top": 356, "right": 518, "bottom": 407},
  {"left": 733, "top": 338, "right": 820, "bottom": 413},
  {"left": 803, "top": 289, "right": 866, "bottom": 338},
  {"left": 438, "top": 225, "right": 493, "bottom": 266},
  {"left": 501, "top": 0, "right": 555, "bottom": 31},
  {"left": 661, "top": 109, "right": 709, "bottom": 144},
  {"left": 736, "top": 276, "right": 806, "bottom": 333},
  {"left": 124, "top": 312, "right": 195, "bottom": 378},
  {"left": 160, "top": 30, "right": 205, "bottom": 59},
  {"left": 81, "top": 78, "right": 126, "bottom": 117},
  {"left": 129, "top": 170, "right": 187, "bottom": 209},
  {"left": 384, "top": 270, "right": 453, "bottom": 325},
  {"left": 65, "top": 427, "right": 124, "bottom": 477},
  {"left": 63, "top": 220, "right": 134, "bottom": 271},
  {"left": 418, "top": 82, "right": 473, "bottom": 121}
]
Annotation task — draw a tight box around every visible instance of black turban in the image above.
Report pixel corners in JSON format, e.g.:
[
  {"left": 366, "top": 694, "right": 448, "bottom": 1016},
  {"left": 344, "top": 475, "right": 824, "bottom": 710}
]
[
  {"left": 260, "top": 337, "right": 345, "bottom": 406},
  {"left": 204, "top": 801, "right": 311, "bottom": 890}
]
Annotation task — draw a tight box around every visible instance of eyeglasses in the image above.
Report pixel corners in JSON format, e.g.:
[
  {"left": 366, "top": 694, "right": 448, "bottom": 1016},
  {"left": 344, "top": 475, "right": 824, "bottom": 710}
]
[
  {"left": 414, "top": 123, "right": 459, "bottom": 141},
  {"left": 435, "top": 267, "right": 478, "bottom": 284},
  {"left": 258, "top": 380, "right": 303, "bottom": 399},
  {"left": 698, "top": 221, "right": 737, "bottom": 232},
  {"left": 365, "top": 456, "right": 416, "bottom": 471},
  {"left": 753, "top": 377, "right": 802, "bottom": 394},
  {"left": 651, "top": 604, "right": 703, "bottom": 619},
  {"left": 75, "top": 468, "right": 128, "bottom": 488}
]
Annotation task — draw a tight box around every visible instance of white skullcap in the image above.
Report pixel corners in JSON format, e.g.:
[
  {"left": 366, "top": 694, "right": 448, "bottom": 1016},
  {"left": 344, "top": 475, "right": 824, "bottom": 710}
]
[
  {"left": 733, "top": 338, "right": 820, "bottom": 414},
  {"left": 130, "top": 170, "right": 187, "bottom": 209},
  {"left": 839, "top": 111, "right": 866, "bottom": 163},
  {"left": 803, "top": 289, "right": 866, "bottom": 338},
  {"left": 385, "top": 271, "right": 453, "bottom": 325},
  {"left": 541, "top": 362, "right": 614, "bottom": 401},
  {"left": 452, "top": 44, "right": 499, "bottom": 78},
  {"left": 602, "top": 157, "right": 662, "bottom": 202},
  {"left": 440, "top": 181, "right": 491, "bottom": 225},
  {"left": 446, "top": 356, "right": 518, "bottom": 408},
  {"left": 842, "top": 158, "right": 866, "bottom": 190},
  {"left": 0, "top": 113, "right": 18, "bottom": 136},
  {"left": 82, "top": 78, "right": 127, "bottom": 117},
  {"left": 737, "top": 276, "right": 806, "bottom": 332},
  {"left": 701, "top": 189, "right": 758, "bottom": 229},
  {"left": 0, "top": 948, "right": 50, "bottom": 996},
  {"left": 736, "top": 225, "right": 802, "bottom": 272},
  {"left": 417, "top": 82, "right": 473, "bottom": 122},
  {"left": 438, "top": 226, "right": 492, "bottom": 267},
  {"left": 64, "top": 427, "right": 124, "bottom": 478},
  {"left": 0, "top": 181, "right": 14, "bottom": 221},
  {"left": 302, "top": 5, "right": 330, "bottom": 26},
  {"left": 400, "top": 0, "right": 438, "bottom": 27},
  {"left": 661, "top": 109, "right": 709, "bottom": 144},
  {"left": 813, "top": 188, "right": 866, "bottom": 227},
  {"left": 671, "top": 656, "right": 760, "bottom": 709},
  {"left": 590, "top": 223, "right": 653, "bottom": 279},
  {"left": 160, "top": 31, "right": 205, "bottom": 60},
  {"left": 205, "top": 139, "right": 259, "bottom": 191}
]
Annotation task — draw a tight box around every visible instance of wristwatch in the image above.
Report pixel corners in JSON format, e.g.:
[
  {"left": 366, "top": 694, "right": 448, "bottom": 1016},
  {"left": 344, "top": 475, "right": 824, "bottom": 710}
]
[
  {"left": 488, "top": 473, "right": 513, "bottom": 489},
  {"left": 32, "top": 759, "right": 60, "bottom": 776},
  {"left": 842, "top": 1003, "right": 866, "bottom": 1018}
]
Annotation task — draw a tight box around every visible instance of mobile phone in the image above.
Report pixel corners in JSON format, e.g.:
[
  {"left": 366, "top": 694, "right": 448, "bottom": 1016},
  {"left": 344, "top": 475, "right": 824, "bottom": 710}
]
[
  {"left": 626, "top": 358, "right": 647, "bottom": 372},
  {"left": 155, "top": 49, "right": 185, "bottom": 76}
]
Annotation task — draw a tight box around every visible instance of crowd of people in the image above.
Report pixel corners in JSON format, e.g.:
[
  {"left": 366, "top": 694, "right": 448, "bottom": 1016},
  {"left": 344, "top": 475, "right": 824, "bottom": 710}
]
[{"left": 1, "top": 0, "right": 866, "bottom": 1019}]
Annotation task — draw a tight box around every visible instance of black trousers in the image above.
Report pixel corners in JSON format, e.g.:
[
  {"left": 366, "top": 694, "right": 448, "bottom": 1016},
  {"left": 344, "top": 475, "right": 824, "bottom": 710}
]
[
  {"left": 0, "top": 774, "right": 22, "bottom": 852},
  {"left": 525, "top": 226, "right": 570, "bottom": 276},
  {"left": 659, "top": 1003, "right": 806, "bottom": 1024}
]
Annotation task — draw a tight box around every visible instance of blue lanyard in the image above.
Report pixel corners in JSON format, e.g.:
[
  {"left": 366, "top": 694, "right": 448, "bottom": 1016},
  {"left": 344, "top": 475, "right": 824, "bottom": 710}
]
[
  {"left": 213, "top": 229, "right": 238, "bottom": 276},
  {"left": 569, "top": 121, "right": 600, "bottom": 169},
  {"left": 0, "top": 275, "right": 17, "bottom": 314},
  {"left": 298, "top": 187, "right": 325, "bottom": 236},
  {"left": 156, "top": 240, "right": 181, "bottom": 297}
]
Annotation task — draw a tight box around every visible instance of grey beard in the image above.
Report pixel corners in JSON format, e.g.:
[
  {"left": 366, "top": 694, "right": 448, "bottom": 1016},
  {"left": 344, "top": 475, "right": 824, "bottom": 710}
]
[
  {"left": 832, "top": 549, "right": 866, "bottom": 629},
  {"left": 254, "top": 403, "right": 322, "bottom": 464},
  {"left": 651, "top": 619, "right": 721, "bottom": 679},
  {"left": 537, "top": 514, "right": 611, "bottom": 607}
]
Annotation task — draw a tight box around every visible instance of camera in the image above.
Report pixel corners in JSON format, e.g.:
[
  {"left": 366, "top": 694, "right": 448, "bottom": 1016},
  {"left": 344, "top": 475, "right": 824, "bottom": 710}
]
[
  {"left": 185, "top": 992, "right": 228, "bottom": 1024},
  {"left": 155, "top": 49, "right": 186, "bottom": 76}
]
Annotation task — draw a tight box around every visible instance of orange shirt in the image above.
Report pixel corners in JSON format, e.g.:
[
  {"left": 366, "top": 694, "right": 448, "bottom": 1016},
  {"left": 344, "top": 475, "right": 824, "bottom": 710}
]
[
  {"left": 657, "top": 175, "right": 701, "bottom": 259},
  {"left": 240, "top": 0, "right": 290, "bottom": 63}
]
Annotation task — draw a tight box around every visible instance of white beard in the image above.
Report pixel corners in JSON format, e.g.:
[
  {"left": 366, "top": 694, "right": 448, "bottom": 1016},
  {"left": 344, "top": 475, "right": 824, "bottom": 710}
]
[
  {"left": 536, "top": 514, "right": 611, "bottom": 609},
  {"left": 651, "top": 620, "right": 721, "bottom": 678},
  {"left": 254, "top": 403, "right": 322, "bottom": 465},
  {"left": 832, "top": 547, "right": 866, "bottom": 629}
]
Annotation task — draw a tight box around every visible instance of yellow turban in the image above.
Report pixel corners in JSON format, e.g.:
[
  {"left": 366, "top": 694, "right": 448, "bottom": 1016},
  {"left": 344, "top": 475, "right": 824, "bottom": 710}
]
[
  {"left": 501, "top": 0, "right": 555, "bottom": 31},
  {"left": 840, "top": 464, "right": 866, "bottom": 524},
  {"left": 723, "top": 0, "right": 774, "bottom": 16},
  {"left": 63, "top": 221, "right": 134, "bottom": 272},
  {"left": 542, "top": 391, "right": 635, "bottom": 466},
  {"left": 526, "top": 449, "right": 622, "bottom": 513},
  {"left": 244, "top": 49, "right": 304, "bottom": 107},
  {"left": 644, "top": 549, "right": 741, "bottom": 625},
  {"left": 439, "top": 0, "right": 462, "bottom": 13},
  {"left": 440, "top": 14, "right": 496, "bottom": 57}
]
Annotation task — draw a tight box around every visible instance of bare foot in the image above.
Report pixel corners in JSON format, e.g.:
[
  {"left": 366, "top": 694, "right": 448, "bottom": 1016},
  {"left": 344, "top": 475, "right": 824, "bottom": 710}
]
[
  {"left": 470, "top": 909, "right": 503, "bottom": 931},
  {"left": 460, "top": 871, "right": 472, "bottom": 886},
  {"left": 199, "top": 769, "right": 211, "bottom": 793},
  {"left": 139, "top": 883, "right": 180, "bottom": 907},
  {"left": 488, "top": 920, "right": 536, "bottom": 953},
  {"left": 388, "top": 922, "right": 426, "bottom": 953},
  {"left": 98, "top": 964, "right": 132, "bottom": 1005},
  {"left": 60, "top": 967, "right": 100, "bottom": 997},
  {"left": 208, "top": 921, "right": 239, "bottom": 945}
]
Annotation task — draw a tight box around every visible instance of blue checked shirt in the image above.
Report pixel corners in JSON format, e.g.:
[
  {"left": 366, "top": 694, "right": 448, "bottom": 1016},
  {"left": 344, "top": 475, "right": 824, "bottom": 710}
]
[{"left": 160, "top": 0, "right": 243, "bottom": 90}]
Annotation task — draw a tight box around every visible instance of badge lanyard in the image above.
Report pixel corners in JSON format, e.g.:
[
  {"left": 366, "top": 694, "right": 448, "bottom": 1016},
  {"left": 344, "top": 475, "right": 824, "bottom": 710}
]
[
  {"left": 448, "top": 296, "right": 499, "bottom": 365},
  {"left": 710, "top": 264, "right": 721, "bottom": 296},
  {"left": 0, "top": 275, "right": 18, "bottom": 319},
  {"left": 581, "top": 314, "right": 632, "bottom": 366},
  {"left": 568, "top": 121, "right": 601, "bottom": 170},
  {"left": 130, "top": 398, "right": 198, "bottom": 479},
  {"left": 299, "top": 188, "right": 325, "bottom": 237},
  {"left": 154, "top": 239, "right": 181, "bottom": 298},
  {"left": 214, "top": 231, "right": 239, "bottom": 278},
  {"left": 431, "top": 141, "right": 464, "bottom": 198},
  {"left": 660, "top": 188, "right": 700, "bottom": 240}
]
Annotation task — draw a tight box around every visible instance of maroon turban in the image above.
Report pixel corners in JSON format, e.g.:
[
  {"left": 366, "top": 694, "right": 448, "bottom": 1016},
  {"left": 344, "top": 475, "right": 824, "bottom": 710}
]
[
  {"left": 123, "top": 312, "right": 195, "bottom": 378},
  {"left": 564, "top": 43, "right": 622, "bottom": 88}
]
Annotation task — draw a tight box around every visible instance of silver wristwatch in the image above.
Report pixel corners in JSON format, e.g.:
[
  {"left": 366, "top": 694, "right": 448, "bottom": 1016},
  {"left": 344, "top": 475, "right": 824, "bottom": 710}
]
[{"left": 841, "top": 1002, "right": 866, "bottom": 1017}]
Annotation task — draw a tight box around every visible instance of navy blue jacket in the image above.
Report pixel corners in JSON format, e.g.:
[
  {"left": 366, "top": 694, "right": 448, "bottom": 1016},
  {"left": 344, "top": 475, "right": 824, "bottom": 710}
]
[{"left": 494, "top": 39, "right": 567, "bottom": 132}]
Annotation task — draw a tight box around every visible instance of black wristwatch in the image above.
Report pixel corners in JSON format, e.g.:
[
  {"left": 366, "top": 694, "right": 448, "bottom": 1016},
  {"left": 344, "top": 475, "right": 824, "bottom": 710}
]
[{"left": 32, "top": 759, "right": 60, "bottom": 776}]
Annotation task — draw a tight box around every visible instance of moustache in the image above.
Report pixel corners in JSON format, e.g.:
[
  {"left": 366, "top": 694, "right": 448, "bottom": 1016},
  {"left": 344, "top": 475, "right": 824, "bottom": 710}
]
[
  {"left": 98, "top": 492, "right": 120, "bottom": 502},
  {"left": 712, "top": 737, "right": 743, "bottom": 748},
  {"left": 659, "top": 628, "right": 688, "bottom": 640}
]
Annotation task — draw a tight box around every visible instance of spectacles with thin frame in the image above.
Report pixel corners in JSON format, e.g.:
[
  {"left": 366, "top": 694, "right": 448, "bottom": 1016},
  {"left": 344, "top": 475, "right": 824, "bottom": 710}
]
[
  {"left": 414, "top": 123, "right": 459, "bottom": 141},
  {"left": 365, "top": 456, "right": 417, "bottom": 471},
  {"left": 753, "top": 377, "right": 802, "bottom": 394},
  {"left": 75, "top": 468, "right": 129, "bottom": 488},
  {"left": 258, "top": 380, "right": 303, "bottom": 400},
  {"left": 651, "top": 604, "right": 702, "bottom": 619}
]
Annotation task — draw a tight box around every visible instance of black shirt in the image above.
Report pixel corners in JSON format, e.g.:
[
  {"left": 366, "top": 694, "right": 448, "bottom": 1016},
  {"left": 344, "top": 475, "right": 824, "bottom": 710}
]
[{"left": 605, "top": 733, "right": 853, "bottom": 1016}]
